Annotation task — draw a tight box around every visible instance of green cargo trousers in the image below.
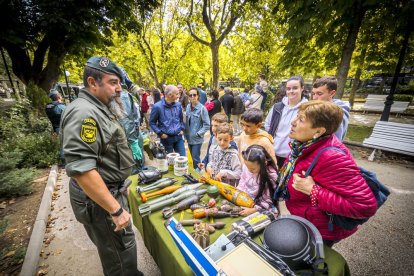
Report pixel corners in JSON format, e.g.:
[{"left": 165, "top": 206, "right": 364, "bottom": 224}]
[{"left": 69, "top": 181, "right": 141, "bottom": 276}]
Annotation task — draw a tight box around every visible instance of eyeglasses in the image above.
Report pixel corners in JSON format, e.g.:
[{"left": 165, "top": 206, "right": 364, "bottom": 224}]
[{"left": 189, "top": 94, "right": 198, "bottom": 97}]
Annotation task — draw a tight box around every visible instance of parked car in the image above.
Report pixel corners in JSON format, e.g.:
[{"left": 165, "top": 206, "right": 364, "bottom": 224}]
[{"left": 53, "top": 82, "right": 82, "bottom": 102}]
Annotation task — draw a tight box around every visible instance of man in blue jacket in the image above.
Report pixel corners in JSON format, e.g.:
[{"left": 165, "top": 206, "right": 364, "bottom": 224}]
[{"left": 150, "top": 85, "right": 186, "bottom": 156}]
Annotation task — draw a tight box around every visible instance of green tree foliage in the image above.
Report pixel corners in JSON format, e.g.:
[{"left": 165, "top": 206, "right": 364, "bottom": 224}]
[
  {"left": 186, "top": 0, "right": 256, "bottom": 89},
  {"left": 274, "top": 0, "right": 400, "bottom": 98},
  {"left": 92, "top": 30, "right": 211, "bottom": 89},
  {"left": 134, "top": 0, "right": 198, "bottom": 88},
  {"left": 355, "top": 1, "right": 414, "bottom": 78},
  {"left": 0, "top": 0, "right": 158, "bottom": 93},
  {"left": 219, "top": 0, "right": 304, "bottom": 88}
]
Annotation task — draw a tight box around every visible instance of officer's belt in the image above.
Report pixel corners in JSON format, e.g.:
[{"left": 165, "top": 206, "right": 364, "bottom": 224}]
[{"left": 71, "top": 179, "right": 126, "bottom": 193}]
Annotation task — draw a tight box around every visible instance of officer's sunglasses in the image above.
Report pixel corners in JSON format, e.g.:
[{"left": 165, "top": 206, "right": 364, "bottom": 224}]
[{"left": 189, "top": 94, "right": 198, "bottom": 98}]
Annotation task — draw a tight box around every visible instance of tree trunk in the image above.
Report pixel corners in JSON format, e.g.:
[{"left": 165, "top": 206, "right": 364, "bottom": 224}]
[
  {"left": 350, "top": 68, "right": 361, "bottom": 109},
  {"left": 211, "top": 43, "right": 220, "bottom": 90},
  {"left": 4, "top": 41, "right": 67, "bottom": 93},
  {"left": 380, "top": 23, "right": 411, "bottom": 121},
  {"left": 36, "top": 47, "right": 67, "bottom": 92},
  {"left": 336, "top": 0, "right": 366, "bottom": 99},
  {"left": 349, "top": 46, "right": 367, "bottom": 109},
  {"left": 378, "top": 75, "right": 386, "bottom": 94}
]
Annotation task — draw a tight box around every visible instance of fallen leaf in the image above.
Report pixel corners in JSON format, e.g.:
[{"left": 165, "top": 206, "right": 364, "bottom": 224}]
[
  {"left": 6, "top": 228, "right": 17, "bottom": 234},
  {"left": 4, "top": 250, "right": 16, "bottom": 258},
  {"left": 0, "top": 201, "right": 6, "bottom": 209},
  {"left": 37, "top": 268, "right": 49, "bottom": 275},
  {"left": 9, "top": 198, "right": 16, "bottom": 204},
  {"left": 33, "top": 176, "right": 48, "bottom": 183}
]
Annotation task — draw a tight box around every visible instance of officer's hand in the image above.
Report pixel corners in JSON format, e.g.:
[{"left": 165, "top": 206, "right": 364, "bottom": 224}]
[
  {"left": 112, "top": 209, "right": 131, "bottom": 232},
  {"left": 160, "top": 133, "right": 168, "bottom": 139}
]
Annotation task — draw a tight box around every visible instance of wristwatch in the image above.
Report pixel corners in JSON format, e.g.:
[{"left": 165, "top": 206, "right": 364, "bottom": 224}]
[{"left": 111, "top": 206, "right": 124, "bottom": 217}]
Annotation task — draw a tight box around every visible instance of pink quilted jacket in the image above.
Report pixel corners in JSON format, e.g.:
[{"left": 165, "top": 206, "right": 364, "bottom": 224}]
[{"left": 285, "top": 135, "right": 377, "bottom": 241}]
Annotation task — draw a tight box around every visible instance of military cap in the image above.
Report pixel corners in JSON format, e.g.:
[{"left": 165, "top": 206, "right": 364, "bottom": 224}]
[
  {"left": 48, "top": 89, "right": 59, "bottom": 98},
  {"left": 86, "top": 56, "right": 123, "bottom": 80}
]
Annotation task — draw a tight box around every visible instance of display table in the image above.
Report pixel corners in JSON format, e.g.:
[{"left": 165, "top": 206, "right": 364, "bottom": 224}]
[{"left": 128, "top": 172, "right": 350, "bottom": 276}]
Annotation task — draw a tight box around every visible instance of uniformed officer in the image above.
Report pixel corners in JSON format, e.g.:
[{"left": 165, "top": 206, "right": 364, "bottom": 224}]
[
  {"left": 60, "top": 56, "right": 141, "bottom": 275},
  {"left": 45, "top": 89, "right": 66, "bottom": 134}
]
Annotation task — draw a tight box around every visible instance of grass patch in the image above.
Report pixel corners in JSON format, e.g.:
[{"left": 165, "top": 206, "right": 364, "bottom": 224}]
[
  {"left": 13, "top": 246, "right": 26, "bottom": 263},
  {"left": 0, "top": 219, "right": 8, "bottom": 234},
  {"left": 345, "top": 124, "right": 373, "bottom": 143}
]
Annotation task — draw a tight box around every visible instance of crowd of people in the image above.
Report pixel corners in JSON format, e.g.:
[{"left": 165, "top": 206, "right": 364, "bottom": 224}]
[
  {"left": 50, "top": 56, "right": 376, "bottom": 275},
  {"left": 133, "top": 74, "right": 372, "bottom": 245}
]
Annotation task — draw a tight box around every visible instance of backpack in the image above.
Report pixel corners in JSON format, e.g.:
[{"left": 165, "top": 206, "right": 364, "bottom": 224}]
[{"left": 305, "top": 146, "right": 390, "bottom": 231}]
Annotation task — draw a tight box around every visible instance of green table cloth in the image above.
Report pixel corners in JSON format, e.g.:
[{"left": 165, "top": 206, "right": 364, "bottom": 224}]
[{"left": 128, "top": 172, "right": 350, "bottom": 276}]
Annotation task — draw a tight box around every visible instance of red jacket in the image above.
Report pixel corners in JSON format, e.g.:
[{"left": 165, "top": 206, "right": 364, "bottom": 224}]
[
  {"left": 141, "top": 92, "right": 149, "bottom": 113},
  {"left": 285, "top": 135, "right": 377, "bottom": 241}
]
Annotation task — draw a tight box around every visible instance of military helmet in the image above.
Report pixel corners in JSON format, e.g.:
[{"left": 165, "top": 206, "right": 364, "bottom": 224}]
[{"left": 263, "top": 215, "right": 326, "bottom": 272}]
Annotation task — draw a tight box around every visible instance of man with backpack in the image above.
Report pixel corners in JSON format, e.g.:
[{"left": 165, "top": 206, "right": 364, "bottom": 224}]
[
  {"left": 46, "top": 89, "right": 66, "bottom": 134},
  {"left": 46, "top": 89, "right": 66, "bottom": 166}
]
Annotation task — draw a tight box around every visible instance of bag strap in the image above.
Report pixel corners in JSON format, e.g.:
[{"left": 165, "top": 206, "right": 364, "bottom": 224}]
[
  {"left": 304, "top": 146, "right": 345, "bottom": 177},
  {"left": 249, "top": 94, "right": 262, "bottom": 106}
]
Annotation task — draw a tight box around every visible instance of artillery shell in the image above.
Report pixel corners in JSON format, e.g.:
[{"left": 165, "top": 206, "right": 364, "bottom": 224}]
[
  {"left": 219, "top": 205, "right": 232, "bottom": 212},
  {"left": 221, "top": 199, "right": 230, "bottom": 206},
  {"left": 209, "top": 222, "right": 226, "bottom": 229},
  {"left": 190, "top": 203, "right": 204, "bottom": 211},
  {"left": 232, "top": 206, "right": 242, "bottom": 213},
  {"left": 179, "top": 219, "right": 202, "bottom": 226}
]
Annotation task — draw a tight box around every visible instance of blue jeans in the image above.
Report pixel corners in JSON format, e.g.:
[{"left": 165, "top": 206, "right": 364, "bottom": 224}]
[
  {"left": 160, "top": 135, "right": 186, "bottom": 156},
  {"left": 189, "top": 144, "right": 202, "bottom": 169}
]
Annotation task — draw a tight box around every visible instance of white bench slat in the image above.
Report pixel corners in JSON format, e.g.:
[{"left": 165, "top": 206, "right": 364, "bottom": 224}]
[
  {"left": 375, "top": 121, "right": 414, "bottom": 128},
  {"left": 363, "top": 121, "right": 414, "bottom": 156},
  {"left": 362, "top": 94, "right": 410, "bottom": 113},
  {"left": 364, "top": 139, "right": 414, "bottom": 150}
]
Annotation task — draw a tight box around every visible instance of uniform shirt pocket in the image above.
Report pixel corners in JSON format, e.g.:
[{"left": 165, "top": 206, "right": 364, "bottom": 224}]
[{"left": 116, "top": 141, "right": 135, "bottom": 170}]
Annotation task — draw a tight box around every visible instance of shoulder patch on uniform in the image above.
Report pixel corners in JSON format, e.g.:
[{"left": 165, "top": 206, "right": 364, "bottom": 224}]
[{"left": 80, "top": 118, "right": 97, "bottom": 143}]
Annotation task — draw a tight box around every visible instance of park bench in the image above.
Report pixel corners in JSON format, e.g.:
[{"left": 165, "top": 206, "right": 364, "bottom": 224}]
[
  {"left": 362, "top": 94, "right": 410, "bottom": 116},
  {"left": 363, "top": 121, "right": 414, "bottom": 160}
]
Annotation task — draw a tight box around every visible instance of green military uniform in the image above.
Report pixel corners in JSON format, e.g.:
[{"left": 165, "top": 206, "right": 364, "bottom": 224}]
[{"left": 60, "top": 57, "right": 140, "bottom": 276}]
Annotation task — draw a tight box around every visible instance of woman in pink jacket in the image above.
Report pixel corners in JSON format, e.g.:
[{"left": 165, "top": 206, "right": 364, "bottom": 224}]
[{"left": 275, "top": 101, "right": 377, "bottom": 246}]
